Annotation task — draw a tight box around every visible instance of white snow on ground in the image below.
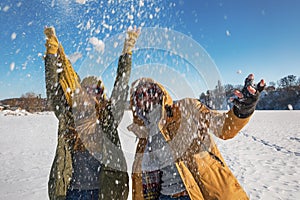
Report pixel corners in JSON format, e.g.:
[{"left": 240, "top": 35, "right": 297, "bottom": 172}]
[{"left": 0, "top": 110, "right": 299, "bottom": 200}]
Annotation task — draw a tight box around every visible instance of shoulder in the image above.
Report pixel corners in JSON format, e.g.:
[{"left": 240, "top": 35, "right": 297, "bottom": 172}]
[{"left": 175, "top": 98, "right": 203, "bottom": 108}]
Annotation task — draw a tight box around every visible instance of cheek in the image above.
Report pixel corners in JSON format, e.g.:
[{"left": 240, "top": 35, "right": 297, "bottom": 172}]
[{"left": 137, "top": 101, "right": 143, "bottom": 107}]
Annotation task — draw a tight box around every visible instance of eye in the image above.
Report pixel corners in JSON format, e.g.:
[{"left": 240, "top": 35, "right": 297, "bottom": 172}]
[
  {"left": 95, "top": 87, "right": 103, "bottom": 95},
  {"left": 137, "top": 92, "right": 144, "bottom": 100}
]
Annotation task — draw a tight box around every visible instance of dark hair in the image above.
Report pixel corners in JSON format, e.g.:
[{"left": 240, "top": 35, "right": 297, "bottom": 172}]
[{"left": 165, "top": 105, "right": 173, "bottom": 117}]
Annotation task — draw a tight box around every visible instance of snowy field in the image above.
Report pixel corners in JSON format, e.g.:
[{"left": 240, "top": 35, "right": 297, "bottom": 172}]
[{"left": 0, "top": 110, "right": 299, "bottom": 200}]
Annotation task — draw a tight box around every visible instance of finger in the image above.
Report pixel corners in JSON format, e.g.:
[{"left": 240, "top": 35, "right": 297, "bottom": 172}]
[
  {"left": 247, "top": 86, "right": 256, "bottom": 95},
  {"left": 257, "top": 79, "right": 266, "bottom": 92},
  {"left": 234, "top": 90, "right": 243, "bottom": 98}
]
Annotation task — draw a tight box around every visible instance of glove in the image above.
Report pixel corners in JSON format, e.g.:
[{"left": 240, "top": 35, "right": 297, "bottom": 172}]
[
  {"left": 44, "top": 26, "right": 56, "bottom": 38},
  {"left": 122, "top": 26, "right": 141, "bottom": 55},
  {"left": 233, "top": 78, "right": 266, "bottom": 118}
]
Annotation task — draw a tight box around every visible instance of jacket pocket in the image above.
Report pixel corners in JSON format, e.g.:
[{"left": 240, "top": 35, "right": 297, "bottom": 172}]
[{"left": 192, "top": 152, "right": 249, "bottom": 200}]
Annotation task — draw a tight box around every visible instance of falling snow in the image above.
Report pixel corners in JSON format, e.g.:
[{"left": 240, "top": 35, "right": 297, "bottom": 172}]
[
  {"left": 10, "top": 62, "right": 15, "bottom": 71},
  {"left": 11, "top": 32, "right": 17, "bottom": 40}
]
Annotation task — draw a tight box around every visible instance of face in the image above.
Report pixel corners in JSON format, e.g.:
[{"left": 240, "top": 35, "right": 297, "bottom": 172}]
[
  {"left": 85, "top": 84, "right": 103, "bottom": 100},
  {"left": 134, "top": 83, "right": 163, "bottom": 113}
]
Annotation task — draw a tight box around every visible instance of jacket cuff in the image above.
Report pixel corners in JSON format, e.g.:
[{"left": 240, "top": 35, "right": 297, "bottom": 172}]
[{"left": 233, "top": 105, "right": 254, "bottom": 118}]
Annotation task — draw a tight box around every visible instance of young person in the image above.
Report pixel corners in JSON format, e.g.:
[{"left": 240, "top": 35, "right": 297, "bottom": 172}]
[
  {"left": 127, "top": 76, "right": 265, "bottom": 200},
  {"left": 44, "top": 26, "right": 140, "bottom": 200}
]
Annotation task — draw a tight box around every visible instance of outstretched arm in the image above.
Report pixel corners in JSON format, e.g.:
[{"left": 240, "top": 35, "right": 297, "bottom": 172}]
[
  {"left": 44, "top": 27, "right": 64, "bottom": 117},
  {"left": 218, "top": 75, "right": 266, "bottom": 139},
  {"left": 195, "top": 74, "right": 266, "bottom": 140},
  {"left": 44, "top": 27, "right": 80, "bottom": 118},
  {"left": 110, "top": 26, "right": 141, "bottom": 124}
]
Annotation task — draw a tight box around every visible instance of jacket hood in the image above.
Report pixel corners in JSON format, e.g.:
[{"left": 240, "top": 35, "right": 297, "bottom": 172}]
[{"left": 129, "top": 77, "right": 173, "bottom": 126}]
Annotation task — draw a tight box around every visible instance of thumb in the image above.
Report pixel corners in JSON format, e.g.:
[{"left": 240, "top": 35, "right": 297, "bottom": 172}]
[{"left": 257, "top": 79, "right": 266, "bottom": 92}]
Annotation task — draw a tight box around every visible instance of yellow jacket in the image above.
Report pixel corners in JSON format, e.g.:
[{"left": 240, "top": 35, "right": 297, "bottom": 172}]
[
  {"left": 45, "top": 35, "right": 59, "bottom": 55},
  {"left": 128, "top": 78, "right": 250, "bottom": 200}
]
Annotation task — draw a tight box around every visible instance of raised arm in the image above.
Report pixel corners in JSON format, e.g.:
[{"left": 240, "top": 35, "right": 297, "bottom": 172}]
[
  {"left": 219, "top": 78, "right": 265, "bottom": 139},
  {"left": 190, "top": 75, "right": 265, "bottom": 140},
  {"left": 44, "top": 27, "right": 80, "bottom": 118},
  {"left": 110, "top": 26, "right": 140, "bottom": 124},
  {"left": 44, "top": 27, "right": 64, "bottom": 118}
]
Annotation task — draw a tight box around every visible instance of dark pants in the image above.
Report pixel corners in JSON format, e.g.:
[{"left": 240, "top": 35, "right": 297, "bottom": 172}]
[
  {"left": 159, "top": 194, "right": 191, "bottom": 200},
  {"left": 66, "top": 189, "right": 99, "bottom": 200}
]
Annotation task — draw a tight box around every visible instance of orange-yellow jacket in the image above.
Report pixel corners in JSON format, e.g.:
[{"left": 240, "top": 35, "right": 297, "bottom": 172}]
[{"left": 128, "top": 78, "right": 250, "bottom": 200}]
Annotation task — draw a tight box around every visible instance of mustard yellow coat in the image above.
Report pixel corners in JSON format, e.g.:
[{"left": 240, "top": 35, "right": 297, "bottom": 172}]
[
  {"left": 45, "top": 35, "right": 59, "bottom": 55},
  {"left": 128, "top": 78, "right": 250, "bottom": 200}
]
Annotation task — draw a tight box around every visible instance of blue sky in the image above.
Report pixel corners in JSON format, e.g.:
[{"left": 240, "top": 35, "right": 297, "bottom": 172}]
[{"left": 1, "top": 0, "right": 300, "bottom": 100}]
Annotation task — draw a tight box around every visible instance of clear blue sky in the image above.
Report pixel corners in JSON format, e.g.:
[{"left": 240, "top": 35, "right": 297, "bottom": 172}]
[{"left": 1, "top": 0, "right": 300, "bottom": 100}]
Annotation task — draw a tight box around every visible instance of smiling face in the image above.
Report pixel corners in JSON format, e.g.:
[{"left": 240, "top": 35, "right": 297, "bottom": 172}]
[
  {"left": 81, "top": 76, "right": 105, "bottom": 102},
  {"left": 85, "top": 84, "right": 104, "bottom": 99},
  {"left": 133, "top": 82, "right": 163, "bottom": 114}
]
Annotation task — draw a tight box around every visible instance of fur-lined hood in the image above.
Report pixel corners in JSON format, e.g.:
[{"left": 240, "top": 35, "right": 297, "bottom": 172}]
[{"left": 129, "top": 77, "right": 173, "bottom": 127}]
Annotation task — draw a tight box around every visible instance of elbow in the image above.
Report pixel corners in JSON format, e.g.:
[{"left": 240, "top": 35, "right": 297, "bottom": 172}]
[{"left": 220, "top": 126, "right": 240, "bottom": 140}]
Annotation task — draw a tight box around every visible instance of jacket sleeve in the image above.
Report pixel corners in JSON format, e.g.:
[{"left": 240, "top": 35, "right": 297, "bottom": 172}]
[
  {"left": 45, "top": 36, "right": 59, "bottom": 55},
  {"left": 191, "top": 99, "right": 251, "bottom": 140},
  {"left": 219, "top": 108, "right": 251, "bottom": 139},
  {"left": 110, "top": 53, "right": 132, "bottom": 125},
  {"left": 44, "top": 40, "right": 71, "bottom": 119},
  {"left": 45, "top": 56, "right": 69, "bottom": 119}
]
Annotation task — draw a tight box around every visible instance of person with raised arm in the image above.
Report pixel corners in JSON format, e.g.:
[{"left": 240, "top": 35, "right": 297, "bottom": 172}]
[{"left": 44, "top": 26, "right": 140, "bottom": 200}]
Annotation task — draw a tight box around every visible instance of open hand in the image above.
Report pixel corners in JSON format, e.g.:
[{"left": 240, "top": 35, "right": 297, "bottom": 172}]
[
  {"left": 232, "top": 74, "right": 266, "bottom": 118},
  {"left": 122, "top": 26, "right": 141, "bottom": 54}
]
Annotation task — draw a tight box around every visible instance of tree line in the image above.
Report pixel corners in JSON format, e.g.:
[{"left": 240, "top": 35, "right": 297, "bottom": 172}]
[
  {"left": 199, "top": 75, "right": 300, "bottom": 110},
  {"left": 1, "top": 75, "right": 299, "bottom": 112}
]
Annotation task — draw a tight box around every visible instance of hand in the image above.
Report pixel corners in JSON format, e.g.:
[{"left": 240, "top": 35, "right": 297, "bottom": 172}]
[
  {"left": 232, "top": 74, "right": 266, "bottom": 118},
  {"left": 44, "top": 26, "right": 56, "bottom": 38},
  {"left": 122, "top": 26, "right": 141, "bottom": 54},
  {"left": 127, "top": 123, "right": 148, "bottom": 138},
  {"left": 257, "top": 79, "right": 266, "bottom": 92},
  {"left": 232, "top": 78, "right": 265, "bottom": 99}
]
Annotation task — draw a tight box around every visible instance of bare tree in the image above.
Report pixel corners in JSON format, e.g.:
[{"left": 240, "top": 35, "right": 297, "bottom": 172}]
[{"left": 277, "top": 75, "right": 297, "bottom": 88}]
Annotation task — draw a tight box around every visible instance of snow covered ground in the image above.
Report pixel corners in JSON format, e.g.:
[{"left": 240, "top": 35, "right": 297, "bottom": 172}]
[{"left": 0, "top": 110, "right": 299, "bottom": 200}]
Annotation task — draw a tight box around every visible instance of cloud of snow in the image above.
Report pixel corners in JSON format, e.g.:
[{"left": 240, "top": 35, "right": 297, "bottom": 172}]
[
  {"left": 89, "top": 37, "right": 105, "bottom": 53},
  {"left": 68, "top": 52, "right": 82, "bottom": 64}
]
